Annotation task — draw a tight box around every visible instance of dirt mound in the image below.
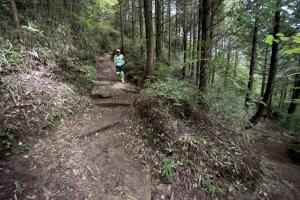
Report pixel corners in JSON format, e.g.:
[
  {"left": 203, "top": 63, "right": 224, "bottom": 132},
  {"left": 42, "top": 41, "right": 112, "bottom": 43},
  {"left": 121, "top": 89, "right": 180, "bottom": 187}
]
[
  {"left": 133, "top": 94, "right": 261, "bottom": 199},
  {"left": 1, "top": 71, "right": 88, "bottom": 137}
]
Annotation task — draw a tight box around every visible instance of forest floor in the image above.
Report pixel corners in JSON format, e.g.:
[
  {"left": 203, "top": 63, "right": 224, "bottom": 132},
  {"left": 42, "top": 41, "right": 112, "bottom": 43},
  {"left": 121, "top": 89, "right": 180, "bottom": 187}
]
[{"left": 0, "top": 54, "right": 299, "bottom": 200}]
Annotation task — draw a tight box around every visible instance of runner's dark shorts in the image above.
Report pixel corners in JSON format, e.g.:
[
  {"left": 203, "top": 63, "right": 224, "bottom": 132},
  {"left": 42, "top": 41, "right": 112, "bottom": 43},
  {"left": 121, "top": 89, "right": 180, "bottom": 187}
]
[{"left": 116, "top": 65, "right": 124, "bottom": 72}]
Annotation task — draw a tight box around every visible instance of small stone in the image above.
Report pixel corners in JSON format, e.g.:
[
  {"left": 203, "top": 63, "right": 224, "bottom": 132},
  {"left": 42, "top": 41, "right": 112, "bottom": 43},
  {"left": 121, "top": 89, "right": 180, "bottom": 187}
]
[
  {"left": 25, "top": 195, "right": 37, "bottom": 199},
  {"left": 161, "top": 195, "right": 165, "bottom": 199}
]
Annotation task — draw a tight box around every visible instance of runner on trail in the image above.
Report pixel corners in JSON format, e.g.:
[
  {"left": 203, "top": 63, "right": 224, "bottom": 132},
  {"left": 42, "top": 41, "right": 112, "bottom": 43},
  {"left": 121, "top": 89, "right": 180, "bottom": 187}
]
[{"left": 113, "top": 49, "right": 125, "bottom": 83}]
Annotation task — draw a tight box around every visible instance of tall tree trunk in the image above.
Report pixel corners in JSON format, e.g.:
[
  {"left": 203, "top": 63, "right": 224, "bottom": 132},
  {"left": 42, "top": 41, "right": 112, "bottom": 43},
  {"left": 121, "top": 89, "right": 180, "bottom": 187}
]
[
  {"left": 278, "top": 78, "right": 288, "bottom": 109},
  {"left": 175, "top": 0, "right": 179, "bottom": 50},
  {"left": 155, "top": 0, "right": 162, "bottom": 61},
  {"left": 288, "top": 73, "right": 300, "bottom": 114},
  {"left": 139, "top": 0, "right": 144, "bottom": 55},
  {"left": 191, "top": 12, "right": 197, "bottom": 79},
  {"left": 261, "top": 46, "right": 269, "bottom": 97},
  {"left": 245, "top": 16, "right": 259, "bottom": 109},
  {"left": 249, "top": 0, "right": 281, "bottom": 125},
  {"left": 208, "top": 0, "right": 214, "bottom": 85},
  {"left": 196, "top": 0, "right": 202, "bottom": 85},
  {"left": 144, "top": 0, "right": 154, "bottom": 77},
  {"left": 182, "top": 2, "right": 187, "bottom": 78},
  {"left": 10, "top": 0, "right": 21, "bottom": 39},
  {"left": 161, "top": 1, "right": 165, "bottom": 43},
  {"left": 233, "top": 51, "right": 239, "bottom": 79},
  {"left": 46, "top": 0, "right": 51, "bottom": 17},
  {"left": 168, "top": 0, "right": 171, "bottom": 65},
  {"left": 132, "top": 0, "right": 136, "bottom": 38},
  {"left": 119, "top": 0, "right": 124, "bottom": 50},
  {"left": 199, "top": 0, "right": 209, "bottom": 90},
  {"left": 224, "top": 38, "right": 232, "bottom": 85},
  {"left": 189, "top": 14, "right": 194, "bottom": 77}
]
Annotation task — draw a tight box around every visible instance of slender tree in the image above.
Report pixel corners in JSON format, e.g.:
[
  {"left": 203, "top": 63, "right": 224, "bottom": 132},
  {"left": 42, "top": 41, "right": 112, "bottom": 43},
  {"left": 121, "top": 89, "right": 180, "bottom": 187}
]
[
  {"left": 199, "top": 0, "right": 210, "bottom": 90},
  {"left": 261, "top": 46, "right": 269, "bottom": 97},
  {"left": 139, "top": 0, "right": 144, "bottom": 55},
  {"left": 168, "top": 0, "right": 171, "bottom": 65},
  {"left": 10, "top": 0, "right": 21, "bottom": 39},
  {"left": 245, "top": 14, "right": 259, "bottom": 109},
  {"left": 278, "top": 78, "right": 288, "bottom": 109},
  {"left": 144, "top": 0, "right": 154, "bottom": 76},
  {"left": 132, "top": 0, "right": 136, "bottom": 38},
  {"left": 224, "top": 38, "right": 232, "bottom": 85},
  {"left": 191, "top": 11, "right": 197, "bottom": 79},
  {"left": 196, "top": 0, "right": 202, "bottom": 85},
  {"left": 288, "top": 73, "right": 300, "bottom": 114},
  {"left": 155, "top": 0, "right": 162, "bottom": 60},
  {"left": 175, "top": 0, "right": 179, "bottom": 50},
  {"left": 182, "top": 2, "right": 187, "bottom": 78},
  {"left": 119, "top": 0, "right": 124, "bottom": 50},
  {"left": 233, "top": 51, "right": 239, "bottom": 79}
]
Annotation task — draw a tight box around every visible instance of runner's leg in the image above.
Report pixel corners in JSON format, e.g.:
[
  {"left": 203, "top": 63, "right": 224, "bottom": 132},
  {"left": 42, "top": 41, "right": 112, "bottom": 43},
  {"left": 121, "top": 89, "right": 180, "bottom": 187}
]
[{"left": 120, "top": 65, "right": 125, "bottom": 82}]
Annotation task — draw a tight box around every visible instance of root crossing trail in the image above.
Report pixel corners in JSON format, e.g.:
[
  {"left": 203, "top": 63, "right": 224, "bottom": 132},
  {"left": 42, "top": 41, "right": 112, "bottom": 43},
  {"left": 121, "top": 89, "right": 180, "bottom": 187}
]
[{"left": 1, "top": 54, "right": 151, "bottom": 200}]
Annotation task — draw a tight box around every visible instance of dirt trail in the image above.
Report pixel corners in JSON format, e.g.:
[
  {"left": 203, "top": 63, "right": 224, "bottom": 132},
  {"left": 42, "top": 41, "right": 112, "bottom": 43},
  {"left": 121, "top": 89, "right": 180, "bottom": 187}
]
[
  {"left": 257, "top": 123, "right": 300, "bottom": 200},
  {"left": 0, "top": 54, "right": 151, "bottom": 200}
]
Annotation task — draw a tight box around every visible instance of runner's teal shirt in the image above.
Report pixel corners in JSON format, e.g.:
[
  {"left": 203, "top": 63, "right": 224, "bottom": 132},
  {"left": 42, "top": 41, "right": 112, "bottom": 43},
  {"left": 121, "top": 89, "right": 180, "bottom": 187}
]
[{"left": 114, "top": 54, "right": 125, "bottom": 67}]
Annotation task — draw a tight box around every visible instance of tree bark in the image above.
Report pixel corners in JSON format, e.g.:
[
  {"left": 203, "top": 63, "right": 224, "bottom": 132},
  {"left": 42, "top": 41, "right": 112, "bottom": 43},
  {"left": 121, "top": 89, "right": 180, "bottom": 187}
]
[
  {"left": 224, "top": 38, "right": 232, "bottom": 85},
  {"left": 278, "top": 78, "right": 288, "bottom": 109},
  {"left": 144, "top": 0, "right": 154, "bottom": 76},
  {"left": 249, "top": 0, "right": 281, "bottom": 125},
  {"left": 196, "top": 0, "right": 202, "bottom": 85},
  {"left": 182, "top": 2, "right": 187, "bottom": 78},
  {"left": 10, "top": 0, "right": 21, "bottom": 39},
  {"left": 288, "top": 73, "right": 300, "bottom": 114},
  {"left": 168, "top": 0, "right": 171, "bottom": 65},
  {"left": 132, "top": 0, "right": 136, "bottom": 38},
  {"left": 245, "top": 16, "right": 259, "bottom": 109},
  {"left": 208, "top": 0, "right": 214, "bottom": 85},
  {"left": 199, "top": 0, "right": 209, "bottom": 90},
  {"left": 233, "top": 51, "right": 239, "bottom": 79},
  {"left": 155, "top": 0, "right": 162, "bottom": 61},
  {"left": 119, "top": 0, "right": 124, "bottom": 50},
  {"left": 139, "top": 0, "right": 144, "bottom": 55},
  {"left": 191, "top": 11, "right": 197, "bottom": 79},
  {"left": 175, "top": 0, "right": 179, "bottom": 50},
  {"left": 261, "top": 46, "right": 269, "bottom": 97}
]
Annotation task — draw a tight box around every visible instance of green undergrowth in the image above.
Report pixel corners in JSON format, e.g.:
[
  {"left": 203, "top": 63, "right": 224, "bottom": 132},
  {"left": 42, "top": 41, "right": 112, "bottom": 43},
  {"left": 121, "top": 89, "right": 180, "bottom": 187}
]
[
  {"left": 142, "top": 77, "right": 201, "bottom": 108},
  {"left": 203, "top": 87, "right": 249, "bottom": 125}
]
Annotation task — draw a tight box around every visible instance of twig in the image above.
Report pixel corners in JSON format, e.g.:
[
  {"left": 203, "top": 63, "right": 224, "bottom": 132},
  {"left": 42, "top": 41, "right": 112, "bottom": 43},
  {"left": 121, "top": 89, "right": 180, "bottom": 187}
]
[
  {"left": 77, "top": 122, "right": 121, "bottom": 139},
  {"left": 86, "top": 165, "right": 94, "bottom": 175},
  {"left": 94, "top": 101, "right": 131, "bottom": 107},
  {"left": 92, "top": 176, "right": 99, "bottom": 182}
]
